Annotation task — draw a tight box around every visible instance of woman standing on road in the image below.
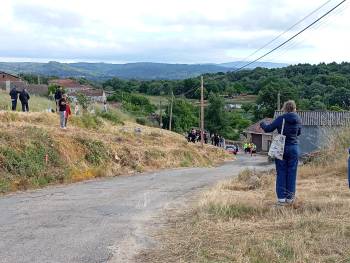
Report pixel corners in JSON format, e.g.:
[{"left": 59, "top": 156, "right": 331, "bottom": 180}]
[{"left": 260, "top": 100, "right": 301, "bottom": 205}]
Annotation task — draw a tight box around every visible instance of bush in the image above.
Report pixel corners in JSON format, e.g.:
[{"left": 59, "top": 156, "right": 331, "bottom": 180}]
[
  {"left": 0, "top": 128, "right": 61, "bottom": 178},
  {"left": 71, "top": 114, "right": 103, "bottom": 129},
  {"left": 136, "top": 117, "right": 147, "bottom": 125},
  {"left": 96, "top": 111, "right": 124, "bottom": 125},
  {"left": 76, "top": 138, "right": 109, "bottom": 165}
]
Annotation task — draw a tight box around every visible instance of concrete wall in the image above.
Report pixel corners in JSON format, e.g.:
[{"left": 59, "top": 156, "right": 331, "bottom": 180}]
[
  {"left": 262, "top": 134, "right": 272, "bottom": 152},
  {"left": 299, "top": 126, "right": 341, "bottom": 155}
]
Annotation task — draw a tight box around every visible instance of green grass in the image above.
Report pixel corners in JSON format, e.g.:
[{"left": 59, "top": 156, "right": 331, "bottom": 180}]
[
  {"left": 0, "top": 127, "right": 62, "bottom": 190},
  {"left": 0, "top": 90, "right": 55, "bottom": 112}
]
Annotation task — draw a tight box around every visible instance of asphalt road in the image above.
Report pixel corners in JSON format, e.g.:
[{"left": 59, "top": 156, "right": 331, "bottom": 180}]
[{"left": 0, "top": 154, "right": 271, "bottom": 263}]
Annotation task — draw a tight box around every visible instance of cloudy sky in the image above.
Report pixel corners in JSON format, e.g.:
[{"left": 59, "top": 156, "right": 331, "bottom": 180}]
[{"left": 0, "top": 0, "right": 349, "bottom": 64}]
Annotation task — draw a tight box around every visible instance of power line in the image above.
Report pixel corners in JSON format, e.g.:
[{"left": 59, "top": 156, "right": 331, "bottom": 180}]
[
  {"left": 266, "top": 4, "right": 347, "bottom": 63},
  {"left": 238, "top": 0, "right": 333, "bottom": 66},
  {"left": 233, "top": 0, "right": 347, "bottom": 72}
]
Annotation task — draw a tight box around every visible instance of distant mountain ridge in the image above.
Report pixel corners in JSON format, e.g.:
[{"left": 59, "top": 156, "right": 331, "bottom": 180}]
[{"left": 0, "top": 61, "right": 288, "bottom": 81}]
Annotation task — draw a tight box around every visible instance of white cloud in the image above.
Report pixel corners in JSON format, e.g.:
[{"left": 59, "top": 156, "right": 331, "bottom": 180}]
[{"left": 0, "top": 0, "right": 349, "bottom": 64}]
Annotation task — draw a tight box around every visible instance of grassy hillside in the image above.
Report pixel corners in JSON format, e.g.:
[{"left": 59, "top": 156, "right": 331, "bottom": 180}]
[
  {"left": 138, "top": 132, "right": 350, "bottom": 262},
  {"left": 0, "top": 90, "right": 55, "bottom": 112},
  {"left": 0, "top": 111, "right": 229, "bottom": 194}
]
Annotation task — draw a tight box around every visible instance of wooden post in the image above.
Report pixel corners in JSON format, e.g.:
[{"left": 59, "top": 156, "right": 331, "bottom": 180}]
[
  {"left": 159, "top": 100, "right": 163, "bottom": 128},
  {"left": 277, "top": 91, "right": 281, "bottom": 111},
  {"left": 200, "top": 76, "right": 204, "bottom": 147},
  {"left": 169, "top": 91, "right": 174, "bottom": 131}
]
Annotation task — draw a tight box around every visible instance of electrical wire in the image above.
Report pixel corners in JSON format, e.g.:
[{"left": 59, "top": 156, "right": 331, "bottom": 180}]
[
  {"left": 233, "top": 0, "right": 347, "bottom": 72},
  {"left": 238, "top": 0, "right": 333, "bottom": 66}
]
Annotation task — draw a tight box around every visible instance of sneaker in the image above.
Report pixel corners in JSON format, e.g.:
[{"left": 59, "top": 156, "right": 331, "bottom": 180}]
[
  {"left": 276, "top": 199, "right": 288, "bottom": 206},
  {"left": 286, "top": 199, "right": 294, "bottom": 204},
  {"left": 276, "top": 201, "right": 288, "bottom": 206}
]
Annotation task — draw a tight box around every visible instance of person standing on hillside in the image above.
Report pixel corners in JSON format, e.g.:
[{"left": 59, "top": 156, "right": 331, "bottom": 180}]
[
  {"left": 9, "top": 86, "right": 19, "bottom": 111},
  {"left": 19, "top": 88, "right": 30, "bottom": 112},
  {"left": 260, "top": 100, "right": 301, "bottom": 206},
  {"left": 65, "top": 100, "right": 72, "bottom": 128},
  {"left": 103, "top": 101, "right": 108, "bottom": 112},
  {"left": 54, "top": 87, "right": 63, "bottom": 112},
  {"left": 58, "top": 94, "right": 67, "bottom": 129}
]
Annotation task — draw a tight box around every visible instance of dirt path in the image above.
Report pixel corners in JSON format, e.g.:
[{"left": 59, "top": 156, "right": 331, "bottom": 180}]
[{"left": 0, "top": 154, "right": 272, "bottom": 263}]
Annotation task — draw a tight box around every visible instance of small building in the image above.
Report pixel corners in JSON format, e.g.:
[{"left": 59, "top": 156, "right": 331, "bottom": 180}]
[
  {"left": 48, "top": 79, "right": 91, "bottom": 93},
  {"left": 244, "top": 118, "right": 273, "bottom": 152},
  {"left": 0, "top": 71, "right": 24, "bottom": 92},
  {"left": 27, "top": 84, "right": 49, "bottom": 96},
  {"left": 274, "top": 111, "right": 350, "bottom": 155},
  {"left": 69, "top": 89, "right": 107, "bottom": 103},
  {"left": 0, "top": 71, "right": 21, "bottom": 82}
]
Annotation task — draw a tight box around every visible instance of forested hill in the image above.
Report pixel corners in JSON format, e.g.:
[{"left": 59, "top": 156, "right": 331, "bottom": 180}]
[
  {"left": 0, "top": 61, "right": 285, "bottom": 80},
  {"left": 102, "top": 62, "right": 350, "bottom": 118}
]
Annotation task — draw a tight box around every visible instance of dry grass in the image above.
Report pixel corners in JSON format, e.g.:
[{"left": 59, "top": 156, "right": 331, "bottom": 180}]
[
  {"left": 0, "top": 111, "right": 230, "bottom": 194},
  {"left": 137, "top": 133, "right": 350, "bottom": 263}
]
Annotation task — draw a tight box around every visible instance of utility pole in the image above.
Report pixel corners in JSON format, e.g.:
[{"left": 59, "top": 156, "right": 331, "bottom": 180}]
[
  {"left": 200, "top": 76, "right": 204, "bottom": 147},
  {"left": 169, "top": 91, "right": 174, "bottom": 131},
  {"left": 277, "top": 91, "right": 281, "bottom": 111},
  {"left": 159, "top": 99, "right": 163, "bottom": 128}
]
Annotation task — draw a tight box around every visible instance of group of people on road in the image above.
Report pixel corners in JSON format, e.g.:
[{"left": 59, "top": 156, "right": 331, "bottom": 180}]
[
  {"left": 187, "top": 129, "right": 209, "bottom": 144},
  {"left": 9, "top": 87, "right": 30, "bottom": 112},
  {"left": 187, "top": 129, "right": 226, "bottom": 148},
  {"left": 243, "top": 142, "right": 257, "bottom": 156},
  {"left": 211, "top": 133, "right": 225, "bottom": 147}
]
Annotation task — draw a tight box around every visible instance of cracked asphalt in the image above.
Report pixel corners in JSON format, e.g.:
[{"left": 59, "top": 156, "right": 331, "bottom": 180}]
[{"left": 0, "top": 154, "right": 272, "bottom": 263}]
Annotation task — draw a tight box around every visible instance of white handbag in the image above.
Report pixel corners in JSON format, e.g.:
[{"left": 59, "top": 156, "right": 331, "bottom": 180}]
[{"left": 268, "top": 118, "right": 286, "bottom": 160}]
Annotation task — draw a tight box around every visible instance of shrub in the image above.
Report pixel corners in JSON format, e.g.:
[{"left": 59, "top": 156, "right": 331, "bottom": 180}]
[
  {"left": 97, "top": 111, "right": 123, "bottom": 125},
  {"left": 71, "top": 114, "right": 103, "bottom": 129},
  {"left": 0, "top": 128, "right": 61, "bottom": 178},
  {"left": 76, "top": 138, "right": 109, "bottom": 165},
  {"left": 136, "top": 117, "right": 147, "bottom": 125}
]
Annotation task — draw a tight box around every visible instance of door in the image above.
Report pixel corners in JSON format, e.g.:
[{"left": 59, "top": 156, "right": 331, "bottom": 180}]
[{"left": 251, "top": 134, "right": 262, "bottom": 152}]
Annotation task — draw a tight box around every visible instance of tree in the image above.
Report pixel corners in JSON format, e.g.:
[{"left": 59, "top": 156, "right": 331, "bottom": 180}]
[
  {"left": 205, "top": 94, "right": 227, "bottom": 133},
  {"left": 76, "top": 93, "right": 91, "bottom": 111},
  {"left": 163, "top": 98, "right": 197, "bottom": 133},
  {"left": 255, "top": 79, "right": 298, "bottom": 119},
  {"left": 326, "top": 87, "right": 350, "bottom": 109}
]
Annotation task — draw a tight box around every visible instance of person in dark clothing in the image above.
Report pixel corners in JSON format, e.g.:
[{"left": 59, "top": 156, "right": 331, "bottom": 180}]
[
  {"left": 54, "top": 87, "right": 63, "bottom": 112},
  {"left": 58, "top": 94, "right": 67, "bottom": 129},
  {"left": 19, "top": 88, "right": 30, "bottom": 112},
  {"left": 189, "top": 129, "right": 196, "bottom": 143},
  {"left": 204, "top": 133, "right": 208, "bottom": 144},
  {"left": 214, "top": 134, "right": 220, "bottom": 147},
  {"left": 9, "top": 87, "right": 19, "bottom": 111},
  {"left": 260, "top": 100, "right": 301, "bottom": 205}
]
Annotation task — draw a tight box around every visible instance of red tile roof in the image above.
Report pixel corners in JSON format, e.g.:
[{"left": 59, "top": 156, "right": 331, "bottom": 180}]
[
  {"left": 70, "top": 89, "right": 104, "bottom": 97},
  {"left": 246, "top": 118, "right": 273, "bottom": 134},
  {"left": 49, "top": 79, "right": 91, "bottom": 89}
]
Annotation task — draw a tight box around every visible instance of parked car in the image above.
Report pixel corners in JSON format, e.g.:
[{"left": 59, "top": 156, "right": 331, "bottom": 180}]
[{"left": 225, "top": 145, "right": 238, "bottom": 155}]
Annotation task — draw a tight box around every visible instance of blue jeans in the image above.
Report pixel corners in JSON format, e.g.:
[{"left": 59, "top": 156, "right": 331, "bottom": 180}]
[
  {"left": 59, "top": 111, "right": 66, "bottom": 128},
  {"left": 275, "top": 144, "right": 299, "bottom": 200}
]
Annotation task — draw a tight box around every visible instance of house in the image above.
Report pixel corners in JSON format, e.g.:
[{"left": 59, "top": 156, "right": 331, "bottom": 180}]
[
  {"left": 274, "top": 111, "right": 350, "bottom": 155},
  {"left": 69, "top": 89, "right": 107, "bottom": 103},
  {"left": 48, "top": 79, "right": 91, "bottom": 93},
  {"left": 27, "top": 84, "right": 49, "bottom": 96},
  {"left": 244, "top": 118, "right": 273, "bottom": 152},
  {"left": 0, "top": 71, "right": 25, "bottom": 92}
]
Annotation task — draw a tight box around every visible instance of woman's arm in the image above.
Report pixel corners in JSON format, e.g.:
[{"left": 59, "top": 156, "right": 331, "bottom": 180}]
[{"left": 260, "top": 117, "right": 282, "bottom": 133}]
